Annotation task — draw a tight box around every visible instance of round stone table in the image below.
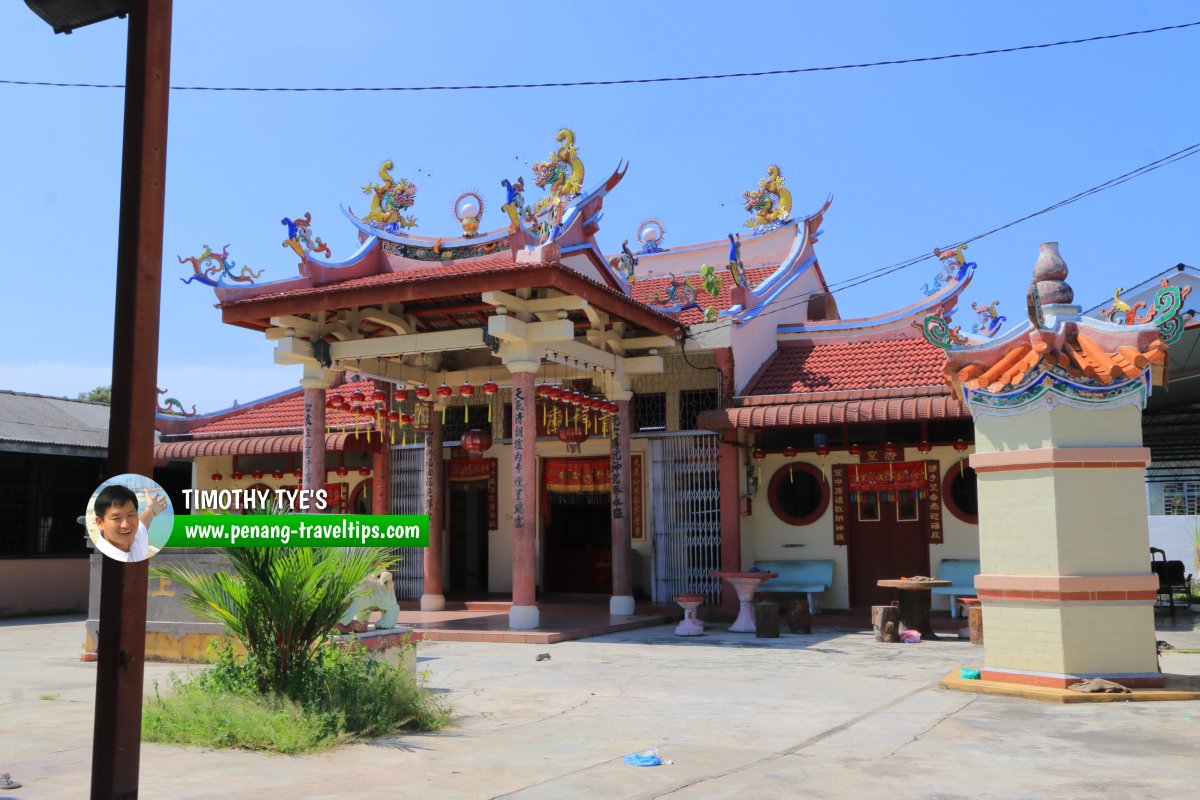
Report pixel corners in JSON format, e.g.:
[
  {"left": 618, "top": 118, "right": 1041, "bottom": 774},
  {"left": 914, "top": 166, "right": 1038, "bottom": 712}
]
[
  {"left": 877, "top": 579, "right": 951, "bottom": 640},
  {"left": 714, "top": 571, "right": 778, "bottom": 633},
  {"left": 674, "top": 593, "right": 706, "bottom": 636}
]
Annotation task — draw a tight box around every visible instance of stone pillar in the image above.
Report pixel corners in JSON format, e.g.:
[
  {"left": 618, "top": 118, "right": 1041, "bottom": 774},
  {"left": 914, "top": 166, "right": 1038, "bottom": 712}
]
[
  {"left": 420, "top": 410, "right": 445, "bottom": 611},
  {"left": 609, "top": 395, "right": 635, "bottom": 616},
  {"left": 971, "top": 405, "right": 1161, "bottom": 688},
  {"left": 300, "top": 368, "right": 331, "bottom": 501},
  {"left": 508, "top": 364, "right": 540, "bottom": 629}
]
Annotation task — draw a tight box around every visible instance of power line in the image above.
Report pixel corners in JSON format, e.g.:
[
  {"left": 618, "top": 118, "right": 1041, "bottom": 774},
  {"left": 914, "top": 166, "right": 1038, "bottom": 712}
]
[
  {"left": 4, "top": 19, "right": 1198, "bottom": 93},
  {"left": 698, "top": 139, "right": 1200, "bottom": 334}
]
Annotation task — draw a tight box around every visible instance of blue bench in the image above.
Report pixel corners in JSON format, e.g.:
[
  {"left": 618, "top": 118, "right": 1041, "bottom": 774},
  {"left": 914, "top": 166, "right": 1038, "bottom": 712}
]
[
  {"left": 931, "top": 559, "right": 980, "bottom": 618},
  {"left": 752, "top": 560, "right": 835, "bottom": 613}
]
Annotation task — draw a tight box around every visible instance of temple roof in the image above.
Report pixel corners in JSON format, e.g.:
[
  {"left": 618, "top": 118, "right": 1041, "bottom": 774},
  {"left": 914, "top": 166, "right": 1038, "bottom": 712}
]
[
  {"left": 630, "top": 266, "right": 778, "bottom": 325},
  {"left": 747, "top": 338, "right": 951, "bottom": 396},
  {"left": 162, "top": 380, "right": 378, "bottom": 438}
]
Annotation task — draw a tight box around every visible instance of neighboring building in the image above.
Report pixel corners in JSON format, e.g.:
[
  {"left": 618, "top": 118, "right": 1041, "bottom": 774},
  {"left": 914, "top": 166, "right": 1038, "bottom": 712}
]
[{"left": 160, "top": 132, "right": 991, "bottom": 626}]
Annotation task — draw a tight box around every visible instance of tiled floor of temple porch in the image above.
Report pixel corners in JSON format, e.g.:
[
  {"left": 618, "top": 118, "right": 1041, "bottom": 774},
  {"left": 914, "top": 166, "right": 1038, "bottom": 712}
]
[{"left": 395, "top": 596, "right": 675, "bottom": 644}]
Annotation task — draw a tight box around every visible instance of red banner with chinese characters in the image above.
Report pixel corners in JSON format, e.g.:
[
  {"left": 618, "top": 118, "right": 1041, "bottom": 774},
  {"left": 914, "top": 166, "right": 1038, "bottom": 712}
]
[
  {"left": 847, "top": 461, "right": 929, "bottom": 493},
  {"left": 631, "top": 453, "right": 644, "bottom": 542},
  {"left": 447, "top": 458, "right": 498, "bottom": 530},
  {"left": 831, "top": 464, "right": 848, "bottom": 545},
  {"left": 543, "top": 457, "right": 612, "bottom": 494},
  {"left": 925, "top": 459, "right": 942, "bottom": 544}
]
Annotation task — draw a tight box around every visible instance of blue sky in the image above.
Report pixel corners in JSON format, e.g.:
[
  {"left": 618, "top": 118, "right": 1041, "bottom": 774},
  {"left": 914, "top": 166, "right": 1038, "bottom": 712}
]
[{"left": 2, "top": 3, "right": 1198, "bottom": 411}]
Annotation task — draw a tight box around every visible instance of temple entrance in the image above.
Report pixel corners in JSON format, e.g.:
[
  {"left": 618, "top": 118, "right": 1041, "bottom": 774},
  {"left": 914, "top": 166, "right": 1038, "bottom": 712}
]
[
  {"left": 847, "top": 490, "right": 929, "bottom": 607},
  {"left": 543, "top": 493, "right": 612, "bottom": 594},
  {"left": 448, "top": 478, "right": 489, "bottom": 594}
]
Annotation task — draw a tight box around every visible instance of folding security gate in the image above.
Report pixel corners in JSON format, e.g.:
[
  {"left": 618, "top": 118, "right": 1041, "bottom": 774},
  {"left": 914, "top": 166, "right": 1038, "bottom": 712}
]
[
  {"left": 389, "top": 445, "right": 425, "bottom": 599},
  {"left": 650, "top": 432, "right": 723, "bottom": 605}
]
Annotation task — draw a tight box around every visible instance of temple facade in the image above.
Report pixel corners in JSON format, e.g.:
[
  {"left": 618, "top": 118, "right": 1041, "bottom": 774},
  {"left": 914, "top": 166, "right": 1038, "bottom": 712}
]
[{"left": 156, "top": 131, "right": 996, "bottom": 624}]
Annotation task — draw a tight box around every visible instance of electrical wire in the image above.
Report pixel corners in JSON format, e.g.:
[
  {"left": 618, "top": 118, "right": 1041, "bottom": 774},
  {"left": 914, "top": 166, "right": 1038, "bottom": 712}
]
[
  {"left": 3, "top": 20, "right": 1198, "bottom": 93},
  {"left": 696, "top": 139, "right": 1200, "bottom": 335}
]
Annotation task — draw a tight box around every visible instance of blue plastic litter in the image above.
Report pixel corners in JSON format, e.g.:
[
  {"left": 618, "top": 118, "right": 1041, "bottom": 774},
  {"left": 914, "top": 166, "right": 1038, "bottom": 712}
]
[
  {"left": 961, "top": 667, "right": 981, "bottom": 680},
  {"left": 623, "top": 750, "right": 662, "bottom": 767}
]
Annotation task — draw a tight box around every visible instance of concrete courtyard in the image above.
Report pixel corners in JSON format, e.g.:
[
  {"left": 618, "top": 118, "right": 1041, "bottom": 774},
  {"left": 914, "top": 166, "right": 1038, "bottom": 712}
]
[{"left": 3, "top": 614, "right": 1200, "bottom": 799}]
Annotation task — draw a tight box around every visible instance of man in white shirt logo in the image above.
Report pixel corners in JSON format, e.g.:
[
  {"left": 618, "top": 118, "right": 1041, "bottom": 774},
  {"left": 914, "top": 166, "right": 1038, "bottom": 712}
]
[{"left": 92, "top": 484, "right": 167, "bottom": 563}]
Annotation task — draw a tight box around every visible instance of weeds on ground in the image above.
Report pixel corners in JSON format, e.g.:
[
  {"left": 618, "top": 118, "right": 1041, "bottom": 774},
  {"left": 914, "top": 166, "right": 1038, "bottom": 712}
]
[
  {"left": 142, "top": 639, "right": 449, "bottom": 754},
  {"left": 38, "top": 693, "right": 60, "bottom": 701}
]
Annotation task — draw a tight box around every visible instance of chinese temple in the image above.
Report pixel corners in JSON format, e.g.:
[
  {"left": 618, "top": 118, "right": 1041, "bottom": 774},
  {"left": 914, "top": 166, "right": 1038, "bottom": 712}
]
[{"left": 156, "top": 129, "right": 997, "bottom": 626}]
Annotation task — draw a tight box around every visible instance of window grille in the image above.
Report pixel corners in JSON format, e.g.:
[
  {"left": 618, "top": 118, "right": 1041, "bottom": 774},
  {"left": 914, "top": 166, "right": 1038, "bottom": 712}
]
[
  {"left": 389, "top": 445, "right": 426, "bottom": 599},
  {"left": 633, "top": 393, "right": 667, "bottom": 432},
  {"left": 678, "top": 389, "right": 719, "bottom": 431},
  {"left": 1161, "top": 482, "right": 1200, "bottom": 515},
  {"left": 651, "top": 433, "right": 723, "bottom": 604}
]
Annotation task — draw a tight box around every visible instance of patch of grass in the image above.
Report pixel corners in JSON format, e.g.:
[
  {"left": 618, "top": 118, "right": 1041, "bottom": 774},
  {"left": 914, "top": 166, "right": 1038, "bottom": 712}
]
[
  {"left": 1170, "top": 648, "right": 1200, "bottom": 654},
  {"left": 39, "top": 693, "right": 60, "bottom": 701},
  {"left": 142, "top": 640, "right": 449, "bottom": 754}
]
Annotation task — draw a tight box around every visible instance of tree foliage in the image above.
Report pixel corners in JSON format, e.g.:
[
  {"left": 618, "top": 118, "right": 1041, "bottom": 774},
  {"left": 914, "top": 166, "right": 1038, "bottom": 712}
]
[{"left": 77, "top": 385, "right": 112, "bottom": 405}]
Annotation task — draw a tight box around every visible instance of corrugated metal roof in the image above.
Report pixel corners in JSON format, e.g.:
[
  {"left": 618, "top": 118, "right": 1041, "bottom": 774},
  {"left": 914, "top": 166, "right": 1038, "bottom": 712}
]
[{"left": 0, "top": 391, "right": 111, "bottom": 449}]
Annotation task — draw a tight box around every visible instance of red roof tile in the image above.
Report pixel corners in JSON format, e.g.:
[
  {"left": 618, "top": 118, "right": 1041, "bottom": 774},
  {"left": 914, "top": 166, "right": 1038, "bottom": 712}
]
[
  {"left": 699, "top": 394, "right": 968, "bottom": 429},
  {"left": 222, "top": 255, "right": 523, "bottom": 306},
  {"left": 747, "top": 338, "right": 949, "bottom": 396},
  {"left": 187, "top": 380, "right": 378, "bottom": 435},
  {"left": 155, "top": 433, "right": 355, "bottom": 458},
  {"left": 629, "top": 266, "right": 777, "bottom": 325}
]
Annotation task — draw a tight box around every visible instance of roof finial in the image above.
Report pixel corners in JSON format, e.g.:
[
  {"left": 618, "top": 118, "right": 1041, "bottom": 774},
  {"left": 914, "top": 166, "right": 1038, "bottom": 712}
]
[{"left": 1033, "top": 241, "right": 1073, "bottom": 305}]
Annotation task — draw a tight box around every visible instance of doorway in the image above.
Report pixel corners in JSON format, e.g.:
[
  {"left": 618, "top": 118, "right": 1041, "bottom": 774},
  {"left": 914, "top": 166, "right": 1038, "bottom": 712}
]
[
  {"left": 542, "top": 493, "right": 612, "bottom": 594},
  {"left": 448, "top": 479, "right": 489, "bottom": 594},
  {"left": 847, "top": 490, "right": 930, "bottom": 607}
]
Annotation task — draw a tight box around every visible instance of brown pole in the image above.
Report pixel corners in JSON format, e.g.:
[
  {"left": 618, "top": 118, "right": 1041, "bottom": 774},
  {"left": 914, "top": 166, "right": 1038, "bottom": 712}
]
[
  {"left": 92, "top": 1, "right": 172, "bottom": 797},
  {"left": 420, "top": 410, "right": 445, "bottom": 609},
  {"left": 301, "top": 383, "right": 327, "bottom": 500}
]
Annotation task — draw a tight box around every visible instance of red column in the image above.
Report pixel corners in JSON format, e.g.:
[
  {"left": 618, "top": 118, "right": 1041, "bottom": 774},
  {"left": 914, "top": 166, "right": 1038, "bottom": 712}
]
[
  {"left": 421, "top": 409, "right": 445, "bottom": 610},
  {"left": 718, "top": 439, "right": 743, "bottom": 617},
  {"left": 509, "top": 367, "right": 539, "bottom": 629},
  {"left": 372, "top": 445, "right": 389, "bottom": 515},
  {"left": 610, "top": 397, "right": 635, "bottom": 615},
  {"left": 301, "top": 382, "right": 327, "bottom": 502}
]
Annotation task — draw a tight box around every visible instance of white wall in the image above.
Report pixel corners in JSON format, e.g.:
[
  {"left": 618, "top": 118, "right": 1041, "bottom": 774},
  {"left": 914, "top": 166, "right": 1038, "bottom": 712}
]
[{"left": 1147, "top": 515, "right": 1198, "bottom": 576}]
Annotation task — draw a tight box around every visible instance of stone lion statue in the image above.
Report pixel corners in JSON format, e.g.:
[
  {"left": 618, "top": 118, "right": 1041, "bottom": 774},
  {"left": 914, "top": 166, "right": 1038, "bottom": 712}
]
[{"left": 339, "top": 570, "right": 400, "bottom": 630}]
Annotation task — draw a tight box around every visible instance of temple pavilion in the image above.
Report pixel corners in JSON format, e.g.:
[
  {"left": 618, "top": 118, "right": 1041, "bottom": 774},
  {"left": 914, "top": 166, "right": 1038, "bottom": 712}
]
[{"left": 155, "top": 130, "right": 990, "bottom": 627}]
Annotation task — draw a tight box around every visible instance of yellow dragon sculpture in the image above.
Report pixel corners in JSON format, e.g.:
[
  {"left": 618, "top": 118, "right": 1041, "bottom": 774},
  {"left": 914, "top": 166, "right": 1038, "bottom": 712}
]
[
  {"left": 743, "top": 165, "right": 793, "bottom": 229},
  {"left": 361, "top": 160, "right": 418, "bottom": 230},
  {"left": 532, "top": 128, "right": 586, "bottom": 217}
]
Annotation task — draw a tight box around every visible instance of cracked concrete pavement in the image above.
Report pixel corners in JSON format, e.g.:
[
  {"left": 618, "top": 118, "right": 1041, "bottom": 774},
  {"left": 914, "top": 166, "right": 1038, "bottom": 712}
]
[{"left": 3, "top": 615, "right": 1200, "bottom": 799}]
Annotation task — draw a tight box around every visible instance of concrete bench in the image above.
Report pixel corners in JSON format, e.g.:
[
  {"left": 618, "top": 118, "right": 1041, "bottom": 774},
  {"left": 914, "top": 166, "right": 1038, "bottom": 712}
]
[
  {"left": 931, "top": 559, "right": 980, "bottom": 618},
  {"left": 752, "top": 560, "right": 835, "bottom": 614}
]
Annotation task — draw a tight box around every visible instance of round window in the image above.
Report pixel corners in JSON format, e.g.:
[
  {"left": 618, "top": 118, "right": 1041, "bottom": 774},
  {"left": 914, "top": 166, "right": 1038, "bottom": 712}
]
[
  {"left": 943, "top": 462, "right": 978, "bottom": 524},
  {"left": 767, "top": 463, "right": 829, "bottom": 526}
]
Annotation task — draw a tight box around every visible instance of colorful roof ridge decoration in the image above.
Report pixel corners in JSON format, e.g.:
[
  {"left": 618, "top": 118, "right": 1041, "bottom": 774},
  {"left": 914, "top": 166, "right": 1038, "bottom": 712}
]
[
  {"left": 178, "top": 244, "right": 264, "bottom": 287},
  {"left": 629, "top": 266, "right": 777, "bottom": 325},
  {"left": 925, "top": 242, "right": 1183, "bottom": 417},
  {"left": 743, "top": 165, "right": 793, "bottom": 234}
]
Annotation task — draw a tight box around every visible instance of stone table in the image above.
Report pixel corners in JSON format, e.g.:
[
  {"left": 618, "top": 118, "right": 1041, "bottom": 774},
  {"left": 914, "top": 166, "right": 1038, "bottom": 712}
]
[
  {"left": 714, "top": 572, "right": 778, "bottom": 633},
  {"left": 877, "top": 579, "right": 951, "bottom": 640}
]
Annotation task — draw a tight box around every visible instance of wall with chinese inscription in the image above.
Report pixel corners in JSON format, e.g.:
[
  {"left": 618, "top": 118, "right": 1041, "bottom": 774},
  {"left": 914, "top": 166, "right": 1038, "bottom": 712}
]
[{"left": 742, "top": 446, "right": 979, "bottom": 611}]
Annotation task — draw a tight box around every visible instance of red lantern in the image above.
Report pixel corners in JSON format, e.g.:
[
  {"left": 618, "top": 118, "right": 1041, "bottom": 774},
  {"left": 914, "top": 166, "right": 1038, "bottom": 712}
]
[
  {"left": 848, "top": 443, "right": 862, "bottom": 456},
  {"left": 557, "top": 422, "right": 589, "bottom": 453},
  {"left": 231, "top": 471, "right": 243, "bottom": 481},
  {"left": 272, "top": 470, "right": 284, "bottom": 479},
  {"left": 415, "top": 384, "right": 431, "bottom": 400},
  {"left": 459, "top": 382, "right": 475, "bottom": 398},
  {"left": 325, "top": 399, "right": 335, "bottom": 410},
  {"left": 292, "top": 469, "right": 302, "bottom": 479},
  {"left": 437, "top": 383, "right": 453, "bottom": 399},
  {"left": 336, "top": 466, "right": 349, "bottom": 477},
  {"left": 482, "top": 380, "right": 499, "bottom": 396},
  {"left": 917, "top": 441, "right": 933, "bottom": 454},
  {"left": 401, "top": 412, "right": 414, "bottom": 425},
  {"left": 953, "top": 439, "right": 969, "bottom": 453},
  {"left": 782, "top": 446, "right": 797, "bottom": 459},
  {"left": 387, "top": 410, "right": 399, "bottom": 423},
  {"left": 252, "top": 470, "right": 264, "bottom": 480},
  {"left": 883, "top": 442, "right": 899, "bottom": 459},
  {"left": 547, "top": 385, "right": 564, "bottom": 400},
  {"left": 359, "top": 467, "right": 372, "bottom": 477},
  {"left": 536, "top": 382, "right": 552, "bottom": 397},
  {"left": 394, "top": 388, "right": 409, "bottom": 403},
  {"left": 210, "top": 472, "right": 223, "bottom": 482},
  {"left": 372, "top": 389, "right": 386, "bottom": 403},
  {"left": 350, "top": 391, "right": 365, "bottom": 404},
  {"left": 461, "top": 428, "right": 493, "bottom": 458},
  {"left": 752, "top": 448, "right": 766, "bottom": 461},
  {"left": 815, "top": 444, "right": 831, "bottom": 457}
]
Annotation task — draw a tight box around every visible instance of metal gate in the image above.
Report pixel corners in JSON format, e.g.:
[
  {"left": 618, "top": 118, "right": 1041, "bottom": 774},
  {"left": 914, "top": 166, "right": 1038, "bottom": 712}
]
[
  {"left": 650, "top": 432, "right": 723, "bottom": 604},
  {"left": 389, "top": 445, "right": 425, "bottom": 599}
]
